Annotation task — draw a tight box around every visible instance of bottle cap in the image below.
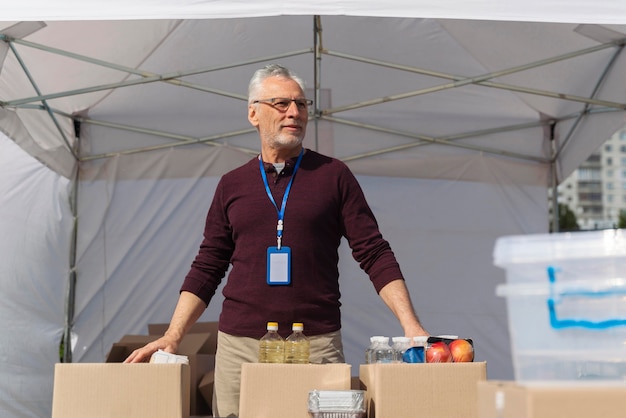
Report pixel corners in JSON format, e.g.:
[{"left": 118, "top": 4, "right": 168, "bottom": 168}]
[
  {"left": 267, "top": 321, "right": 279, "bottom": 330},
  {"left": 292, "top": 322, "right": 304, "bottom": 331}
]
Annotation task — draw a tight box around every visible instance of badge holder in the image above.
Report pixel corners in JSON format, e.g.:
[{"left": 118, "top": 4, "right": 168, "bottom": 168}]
[
  {"left": 260, "top": 149, "right": 303, "bottom": 287},
  {"left": 267, "top": 246, "right": 291, "bottom": 285}
]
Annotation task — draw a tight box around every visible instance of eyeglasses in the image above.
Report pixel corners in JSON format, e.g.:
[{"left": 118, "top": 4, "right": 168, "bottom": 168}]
[{"left": 252, "top": 97, "right": 313, "bottom": 112}]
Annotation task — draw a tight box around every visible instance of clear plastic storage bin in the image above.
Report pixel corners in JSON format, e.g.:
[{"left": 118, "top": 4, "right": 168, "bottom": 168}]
[{"left": 493, "top": 229, "right": 626, "bottom": 381}]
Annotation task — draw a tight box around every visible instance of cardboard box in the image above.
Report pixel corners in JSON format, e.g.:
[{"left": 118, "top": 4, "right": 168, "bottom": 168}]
[
  {"left": 478, "top": 380, "right": 626, "bottom": 418},
  {"left": 198, "top": 370, "right": 214, "bottom": 409},
  {"left": 51, "top": 363, "right": 189, "bottom": 418},
  {"left": 147, "top": 322, "right": 218, "bottom": 413},
  {"left": 105, "top": 335, "right": 159, "bottom": 362},
  {"left": 239, "top": 363, "right": 352, "bottom": 418},
  {"left": 107, "top": 332, "right": 214, "bottom": 416},
  {"left": 149, "top": 321, "right": 218, "bottom": 354},
  {"left": 359, "top": 362, "right": 487, "bottom": 418},
  {"left": 107, "top": 333, "right": 213, "bottom": 359}
]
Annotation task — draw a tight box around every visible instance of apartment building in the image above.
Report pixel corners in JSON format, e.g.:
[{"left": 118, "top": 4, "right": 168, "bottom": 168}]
[{"left": 557, "top": 127, "right": 626, "bottom": 230}]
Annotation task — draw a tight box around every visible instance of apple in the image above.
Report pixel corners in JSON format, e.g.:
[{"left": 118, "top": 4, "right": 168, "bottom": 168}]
[
  {"left": 449, "top": 339, "right": 474, "bottom": 362},
  {"left": 425, "top": 341, "right": 452, "bottom": 363}
]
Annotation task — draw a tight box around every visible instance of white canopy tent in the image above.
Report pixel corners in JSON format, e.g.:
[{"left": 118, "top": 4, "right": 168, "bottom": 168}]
[{"left": 1, "top": 2, "right": 626, "bottom": 417}]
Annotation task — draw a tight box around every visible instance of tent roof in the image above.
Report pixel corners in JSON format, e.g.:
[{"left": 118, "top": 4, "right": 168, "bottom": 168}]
[
  {"left": 4, "top": 0, "right": 626, "bottom": 24},
  {"left": 2, "top": 16, "right": 625, "bottom": 185}
]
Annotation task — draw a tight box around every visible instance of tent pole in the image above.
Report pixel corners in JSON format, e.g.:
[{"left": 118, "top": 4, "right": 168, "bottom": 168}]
[
  {"left": 79, "top": 124, "right": 258, "bottom": 161},
  {"left": 312, "top": 16, "right": 322, "bottom": 152},
  {"left": 549, "top": 43, "right": 624, "bottom": 233},
  {"left": 5, "top": 40, "right": 78, "bottom": 160},
  {"left": 552, "top": 43, "right": 625, "bottom": 162},
  {"left": 549, "top": 121, "right": 560, "bottom": 233},
  {"left": 63, "top": 120, "right": 81, "bottom": 363},
  {"left": 550, "top": 168, "right": 559, "bottom": 232},
  {"left": 325, "top": 115, "right": 550, "bottom": 163},
  {"left": 2, "top": 36, "right": 311, "bottom": 108},
  {"left": 322, "top": 41, "right": 626, "bottom": 115}
]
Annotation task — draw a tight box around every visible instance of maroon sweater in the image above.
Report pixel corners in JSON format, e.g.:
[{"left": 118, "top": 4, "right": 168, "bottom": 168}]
[{"left": 181, "top": 149, "right": 404, "bottom": 338}]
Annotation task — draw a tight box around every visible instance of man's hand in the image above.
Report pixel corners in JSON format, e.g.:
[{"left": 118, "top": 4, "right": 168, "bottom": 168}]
[
  {"left": 123, "top": 335, "right": 179, "bottom": 363},
  {"left": 123, "top": 292, "right": 206, "bottom": 363}
]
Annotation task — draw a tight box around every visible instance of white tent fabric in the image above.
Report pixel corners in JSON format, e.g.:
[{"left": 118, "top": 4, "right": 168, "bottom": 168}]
[
  {"left": 3, "top": 0, "right": 626, "bottom": 24},
  {"left": 1, "top": 3, "right": 626, "bottom": 417},
  {"left": 0, "top": 133, "right": 72, "bottom": 417}
]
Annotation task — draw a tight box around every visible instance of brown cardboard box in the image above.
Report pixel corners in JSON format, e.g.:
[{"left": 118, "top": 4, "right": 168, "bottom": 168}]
[
  {"left": 359, "top": 362, "right": 487, "bottom": 418},
  {"left": 51, "top": 363, "right": 190, "bottom": 418},
  {"left": 478, "top": 380, "right": 626, "bottom": 418},
  {"left": 239, "top": 363, "right": 352, "bottom": 418},
  {"left": 198, "top": 370, "right": 215, "bottom": 409},
  {"left": 149, "top": 321, "right": 218, "bottom": 354},
  {"left": 107, "top": 332, "right": 212, "bottom": 358},
  {"left": 107, "top": 332, "right": 214, "bottom": 416},
  {"left": 105, "top": 334, "right": 159, "bottom": 362},
  {"left": 148, "top": 321, "right": 219, "bottom": 417}
]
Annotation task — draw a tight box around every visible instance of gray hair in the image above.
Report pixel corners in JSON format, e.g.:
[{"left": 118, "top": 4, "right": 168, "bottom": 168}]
[{"left": 248, "top": 64, "right": 306, "bottom": 103}]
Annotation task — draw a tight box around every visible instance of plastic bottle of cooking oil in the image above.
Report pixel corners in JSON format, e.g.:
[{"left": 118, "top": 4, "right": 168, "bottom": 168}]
[
  {"left": 284, "top": 322, "right": 310, "bottom": 364},
  {"left": 258, "top": 321, "right": 284, "bottom": 363}
]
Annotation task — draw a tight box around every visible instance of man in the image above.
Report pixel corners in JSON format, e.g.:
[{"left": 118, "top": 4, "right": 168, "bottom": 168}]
[{"left": 125, "top": 64, "right": 428, "bottom": 417}]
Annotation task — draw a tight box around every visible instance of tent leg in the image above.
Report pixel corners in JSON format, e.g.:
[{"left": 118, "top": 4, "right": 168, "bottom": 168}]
[
  {"left": 550, "top": 163, "right": 559, "bottom": 232},
  {"left": 62, "top": 265, "right": 76, "bottom": 362},
  {"left": 313, "top": 15, "right": 321, "bottom": 152},
  {"left": 62, "top": 121, "right": 80, "bottom": 363},
  {"left": 549, "top": 121, "right": 559, "bottom": 233}
]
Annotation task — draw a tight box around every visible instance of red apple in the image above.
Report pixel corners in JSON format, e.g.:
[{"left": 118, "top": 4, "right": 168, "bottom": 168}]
[
  {"left": 449, "top": 339, "right": 474, "bottom": 362},
  {"left": 425, "top": 341, "right": 452, "bottom": 363}
]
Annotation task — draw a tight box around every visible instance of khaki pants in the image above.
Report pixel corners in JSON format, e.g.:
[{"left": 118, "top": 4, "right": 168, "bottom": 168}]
[{"left": 212, "top": 329, "right": 345, "bottom": 417}]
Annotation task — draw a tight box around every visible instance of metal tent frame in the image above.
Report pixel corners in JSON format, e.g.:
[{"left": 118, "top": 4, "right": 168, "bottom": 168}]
[{"left": 1, "top": 17, "right": 625, "bottom": 362}]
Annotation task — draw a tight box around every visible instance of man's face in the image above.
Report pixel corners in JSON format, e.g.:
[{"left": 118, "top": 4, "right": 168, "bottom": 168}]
[{"left": 248, "top": 77, "right": 309, "bottom": 150}]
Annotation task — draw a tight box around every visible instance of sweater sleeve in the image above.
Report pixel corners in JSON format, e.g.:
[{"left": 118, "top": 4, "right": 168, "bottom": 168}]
[
  {"left": 337, "top": 164, "right": 404, "bottom": 293},
  {"left": 180, "top": 178, "right": 234, "bottom": 305}
]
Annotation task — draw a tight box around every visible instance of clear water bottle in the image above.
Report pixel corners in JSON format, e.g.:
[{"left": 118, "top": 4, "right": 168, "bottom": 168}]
[
  {"left": 259, "top": 321, "right": 284, "bottom": 363},
  {"left": 391, "top": 336, "right": 411, "bottom": 363},
  {"left": 365, "top": 336, "right": 385, "bottom": 364},
  {"left": 365, "top": 336, "right": 379, "bottom": 364},
  {"left": 373, "top": 336, "right": 394, "bottom": 363},
  {"left": 284, "top": 322, "right": 310, "bottom": 364}
]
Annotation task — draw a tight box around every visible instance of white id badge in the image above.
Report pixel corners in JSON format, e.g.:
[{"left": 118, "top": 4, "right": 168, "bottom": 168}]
[{"left": 267, "top": 246, "right": 291, "bottom": 285}]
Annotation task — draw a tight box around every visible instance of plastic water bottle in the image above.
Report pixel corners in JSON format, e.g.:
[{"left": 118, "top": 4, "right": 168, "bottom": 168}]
[
  {"left": 259, "top": 321, "right": 284, "bottom": 363},
  {"left": 373, "top": 336, "right": 394, "bottom": 363},
  {"left": 391, "top": 336, "right": 411, "bottom": 363},
  {"left": 365, "top": 336, "right": 382, "bottom": 364},
  {"left": 284, "top": 322, "right": 310, "bottom": 364}
]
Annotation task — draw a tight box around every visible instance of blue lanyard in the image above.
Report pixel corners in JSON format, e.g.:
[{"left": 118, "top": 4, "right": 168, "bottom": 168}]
[{"left": 259, "top": 148, "right": 304, "bottom": 249}]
